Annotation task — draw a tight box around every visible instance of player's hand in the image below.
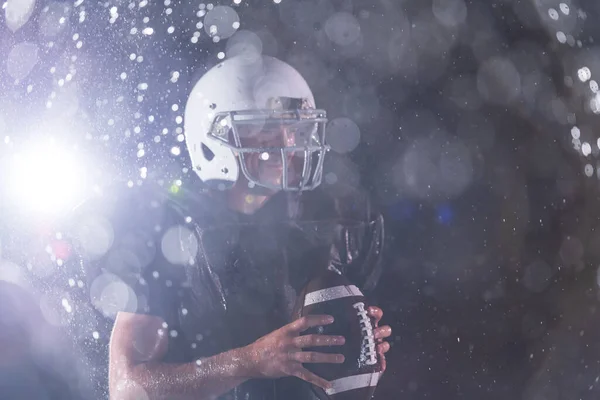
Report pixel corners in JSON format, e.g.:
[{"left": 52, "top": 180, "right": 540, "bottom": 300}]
[
  {"left": 367, "top": 306, "right": 392, "bottom": 373},
  {"left": 243, "top": 314, "right": 345, "bottom": 390}
]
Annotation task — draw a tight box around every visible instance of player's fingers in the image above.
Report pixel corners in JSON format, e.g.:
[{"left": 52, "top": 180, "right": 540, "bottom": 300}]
[
  {"left": 287, "top": 315, "right": 334, "bottom": 333},
  {"left": 377, "top": 341, "right": 390, "bottom": 354},
  {"left": 367, "top": 306, "right": 383, "bottom": 324},
  {"left": 374, "top": 325, "right": 392, "bottom": 340},
  {"left": 290, "top": 351, "right": 345, "bottom": 364},
  {"left": 291, "top": 366, "right": 332, "bottom": 390},
  {"left": 293, "top": 334, "right": 345, "bottom": 348},
  {"left": 375, "top": 342, "right": 388, "bottom": 373}
]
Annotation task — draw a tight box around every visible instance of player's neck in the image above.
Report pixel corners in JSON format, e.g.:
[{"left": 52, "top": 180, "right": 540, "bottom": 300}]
[{"left": 225, "top": 183, "right": 272, "bottom": 215}]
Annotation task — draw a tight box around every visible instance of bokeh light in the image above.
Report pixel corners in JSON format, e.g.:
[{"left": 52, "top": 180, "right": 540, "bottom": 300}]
[{"left": 5, "top": 137, "right": 88, "bottom": 217}]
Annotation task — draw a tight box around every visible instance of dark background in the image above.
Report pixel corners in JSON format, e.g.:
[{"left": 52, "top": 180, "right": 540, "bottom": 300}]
[{"left": 3, "top": 0, "right": 600, "bottom": 399}]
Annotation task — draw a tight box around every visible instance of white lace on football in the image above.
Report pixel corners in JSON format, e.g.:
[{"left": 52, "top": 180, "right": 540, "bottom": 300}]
[{"left": 353, "top": 301, "right": 378, "bottom": 366}]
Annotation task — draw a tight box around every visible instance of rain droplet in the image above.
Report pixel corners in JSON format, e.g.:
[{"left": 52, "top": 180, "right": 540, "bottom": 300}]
[
  {"left": 325, "top": 172, "right": 338, "bottom": 184},
  {"left": 4, "top": 0, "right": 36, "bottom": 32},
  {"left": 582, "top": 142, "right": 591, "bottom": 156},
  {"left": 7, "top": 42, "right": 39, "bottom": 80},
  {"left": 90, "top": 273, "right": 138, "bottom": 318},
  {"left": 161, "top": 226, "right": 199, "bottom": 265},
  {"left": 578, "top": 67, "right": 592, "bottom": 82},
  {"left": 323, "top": 12, "right": 361, "bottom": 46},
  {"left": 591, "top": 94, "right": 600, "bottom": 114},
  {"left": 326, "top": 117, "right": 361, "bottom": 153}
]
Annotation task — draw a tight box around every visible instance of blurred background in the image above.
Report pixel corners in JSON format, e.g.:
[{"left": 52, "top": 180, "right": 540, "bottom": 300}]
[{"left": 2, "top": 0, "right": 600, "bottom": 399}]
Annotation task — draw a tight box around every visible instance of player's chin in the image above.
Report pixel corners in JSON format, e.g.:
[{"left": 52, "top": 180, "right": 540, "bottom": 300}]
[{"left": 257, "top": 165, "right": 284, "bottom": 186}]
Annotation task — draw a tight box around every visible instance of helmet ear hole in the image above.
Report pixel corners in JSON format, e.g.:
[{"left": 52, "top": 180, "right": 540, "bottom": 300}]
[{"left": 201, "top": 143, "right": 215, "bottom": 161}]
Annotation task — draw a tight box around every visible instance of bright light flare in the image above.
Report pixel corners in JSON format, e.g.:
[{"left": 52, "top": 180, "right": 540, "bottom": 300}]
[{"left": 7, "top": 140, "right": 87, "bottom": 216}]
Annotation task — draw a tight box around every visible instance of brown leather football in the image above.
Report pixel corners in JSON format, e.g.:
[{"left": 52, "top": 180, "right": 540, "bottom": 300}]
[{"left": 294, "top": 267, "right": 382, "bottom": 400}]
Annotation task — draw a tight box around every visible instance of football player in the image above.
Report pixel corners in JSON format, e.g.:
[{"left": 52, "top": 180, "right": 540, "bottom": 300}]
[{"left": 69, "top": 55, "right": 391, "bottom": 399}]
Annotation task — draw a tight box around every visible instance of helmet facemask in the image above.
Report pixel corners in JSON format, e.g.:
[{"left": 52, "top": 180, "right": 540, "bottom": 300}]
[{"left": 207, "top": 97, "right": 329, "bottom": 192}]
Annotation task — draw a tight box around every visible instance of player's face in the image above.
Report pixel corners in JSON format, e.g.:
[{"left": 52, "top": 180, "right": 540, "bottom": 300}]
[
  {"left": 237, "top": 121, "right": 315, "bottom": 190},
  {"left": 243, "top": 125, "right": 292, "bottom": 188}
]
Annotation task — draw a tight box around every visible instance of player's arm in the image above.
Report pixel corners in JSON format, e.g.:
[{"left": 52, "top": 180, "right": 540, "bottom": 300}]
[
  {"left": 109, "top": 312, "right": 345, "bottom": 400},
  {"left": 108, "top": 311, "right": 251, "bottom": 400}
]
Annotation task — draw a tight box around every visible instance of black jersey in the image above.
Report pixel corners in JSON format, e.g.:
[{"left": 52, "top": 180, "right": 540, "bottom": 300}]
[{"left": 57, "top": 182, "right": 384, "bottom": 399}]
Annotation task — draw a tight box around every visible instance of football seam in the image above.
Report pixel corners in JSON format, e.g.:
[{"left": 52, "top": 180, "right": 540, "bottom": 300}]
[{"left": 353, "top": 301, "right": 378, "bottom": 366}]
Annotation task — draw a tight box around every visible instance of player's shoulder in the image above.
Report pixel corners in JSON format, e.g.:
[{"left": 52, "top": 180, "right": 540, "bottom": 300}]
[
  {"left": 64, "top": 181, "right": 217, "bottom": 234},
  {"left": 57, "top": 180, "right": 225, "bottom": 276}
]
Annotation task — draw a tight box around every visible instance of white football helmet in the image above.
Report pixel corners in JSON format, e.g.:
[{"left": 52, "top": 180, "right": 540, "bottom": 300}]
[{"left": 184, "top": 55, "right": 329, "bottom": 192}]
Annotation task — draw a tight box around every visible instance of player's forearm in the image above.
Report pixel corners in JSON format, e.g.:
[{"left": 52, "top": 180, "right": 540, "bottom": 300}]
[{"left": 111, "top": 347, "right": 253, "bottom": 400}]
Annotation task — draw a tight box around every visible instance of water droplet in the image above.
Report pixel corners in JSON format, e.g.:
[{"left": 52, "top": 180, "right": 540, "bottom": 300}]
[
  {"left": 582, "top": 142, "right": 592, "bottom": 156},
  {"left": 578, "top": 67, "right": 592, "bottom": 82}
]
